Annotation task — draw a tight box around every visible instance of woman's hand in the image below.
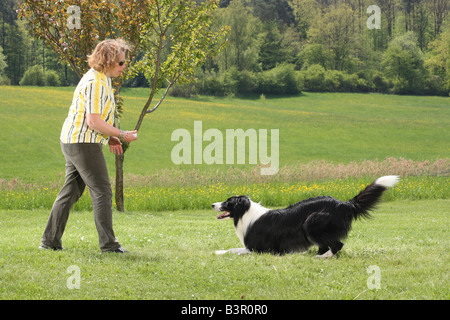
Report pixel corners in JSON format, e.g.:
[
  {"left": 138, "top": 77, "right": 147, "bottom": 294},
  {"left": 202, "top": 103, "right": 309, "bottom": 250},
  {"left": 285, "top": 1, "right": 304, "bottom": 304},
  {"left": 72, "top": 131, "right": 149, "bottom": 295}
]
[
  {"left": 109, "top": 137, "right": 123, "bottom": 155},
  {"left": 122, "top": 130, "right": 138, "bottom": 143}
]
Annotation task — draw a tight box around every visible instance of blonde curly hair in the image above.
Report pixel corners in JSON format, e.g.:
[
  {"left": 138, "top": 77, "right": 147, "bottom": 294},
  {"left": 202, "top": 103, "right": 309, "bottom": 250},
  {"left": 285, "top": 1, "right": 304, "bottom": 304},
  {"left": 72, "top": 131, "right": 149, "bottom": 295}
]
[{"left": 87, "top": 39, "right": 131, "bottom": 74}]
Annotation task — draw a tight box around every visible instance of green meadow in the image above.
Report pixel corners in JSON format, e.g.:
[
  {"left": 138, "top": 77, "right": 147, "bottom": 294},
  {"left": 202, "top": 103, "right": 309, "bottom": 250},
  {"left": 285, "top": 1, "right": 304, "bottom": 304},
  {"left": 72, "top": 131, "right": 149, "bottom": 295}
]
[
  {"left": 0, "top": 86, "right": 448, "bottom": 211},
  {"left": 0, "top": 86, "right": 448, "bottom": 300},
  {"left": 1, "top": 86, "right": 449, "bottom": 181}
]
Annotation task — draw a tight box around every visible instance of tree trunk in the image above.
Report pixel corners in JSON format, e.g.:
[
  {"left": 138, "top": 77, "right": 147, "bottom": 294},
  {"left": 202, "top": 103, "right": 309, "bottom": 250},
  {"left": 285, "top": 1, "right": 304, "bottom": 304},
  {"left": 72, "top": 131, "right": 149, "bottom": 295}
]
[{"left": 115, "top": 153, "right": 125, "bottom": 212}]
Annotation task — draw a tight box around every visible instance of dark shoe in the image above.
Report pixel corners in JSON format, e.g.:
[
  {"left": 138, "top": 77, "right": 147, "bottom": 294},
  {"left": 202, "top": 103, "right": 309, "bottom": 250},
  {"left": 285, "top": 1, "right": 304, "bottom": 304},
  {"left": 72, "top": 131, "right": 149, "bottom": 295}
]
[
  {"left": 39, "top": 244, "right": 63, "bottom": 251},
  {"left": 113, "top": 246, "right": 129, "bottom": 253},
  {"left": 103, "top": 246, "right": 129, "bottom": 253}
]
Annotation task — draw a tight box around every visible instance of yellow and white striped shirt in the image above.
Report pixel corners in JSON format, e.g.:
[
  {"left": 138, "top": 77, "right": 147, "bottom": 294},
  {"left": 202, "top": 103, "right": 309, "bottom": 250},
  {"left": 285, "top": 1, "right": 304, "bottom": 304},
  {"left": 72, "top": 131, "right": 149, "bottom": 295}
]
[{"left": 60, "top": 68, "right": 116, "bottom": 145}]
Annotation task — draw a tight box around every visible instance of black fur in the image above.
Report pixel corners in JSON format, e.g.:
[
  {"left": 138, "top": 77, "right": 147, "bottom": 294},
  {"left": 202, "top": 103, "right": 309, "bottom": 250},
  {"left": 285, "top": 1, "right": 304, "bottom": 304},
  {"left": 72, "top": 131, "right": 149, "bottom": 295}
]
[{"left": 214, "top": 180, "right": 392, "bottom": 255}]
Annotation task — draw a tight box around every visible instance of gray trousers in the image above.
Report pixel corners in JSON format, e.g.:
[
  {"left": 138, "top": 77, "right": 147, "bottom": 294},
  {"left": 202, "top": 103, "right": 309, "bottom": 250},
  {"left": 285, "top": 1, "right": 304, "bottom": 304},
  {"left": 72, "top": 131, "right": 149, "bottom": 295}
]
[{"left": 41, "top": 142, "right": 120, "bottom": 252}]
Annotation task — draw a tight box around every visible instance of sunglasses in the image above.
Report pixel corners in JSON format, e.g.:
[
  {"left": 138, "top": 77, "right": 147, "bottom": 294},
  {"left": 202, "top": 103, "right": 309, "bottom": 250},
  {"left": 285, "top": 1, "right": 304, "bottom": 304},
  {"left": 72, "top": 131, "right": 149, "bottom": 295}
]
[{"left": 118, "top": 60, "right": 126, "bottom": 66}]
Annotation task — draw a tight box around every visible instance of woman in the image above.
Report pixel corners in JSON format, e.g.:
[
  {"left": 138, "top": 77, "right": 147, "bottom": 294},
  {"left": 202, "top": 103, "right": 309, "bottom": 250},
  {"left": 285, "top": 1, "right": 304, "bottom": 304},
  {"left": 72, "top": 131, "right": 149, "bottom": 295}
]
[{"left": 40, "top": 39, "right": 137, "bottom": 253}]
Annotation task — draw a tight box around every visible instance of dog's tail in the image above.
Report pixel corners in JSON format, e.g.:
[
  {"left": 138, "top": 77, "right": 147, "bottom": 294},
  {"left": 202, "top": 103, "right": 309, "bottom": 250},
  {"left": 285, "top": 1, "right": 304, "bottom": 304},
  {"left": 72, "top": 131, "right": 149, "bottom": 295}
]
[{"left": 347, "top": 175, "right": 400, "bottom": 220}]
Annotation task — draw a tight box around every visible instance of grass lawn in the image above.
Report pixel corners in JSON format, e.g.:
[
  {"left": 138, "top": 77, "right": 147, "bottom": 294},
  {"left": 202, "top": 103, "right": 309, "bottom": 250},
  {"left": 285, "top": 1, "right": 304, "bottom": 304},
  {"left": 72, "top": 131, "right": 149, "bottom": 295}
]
[{"left": 0, "top": 200, "right": 448, "bottom": 300}]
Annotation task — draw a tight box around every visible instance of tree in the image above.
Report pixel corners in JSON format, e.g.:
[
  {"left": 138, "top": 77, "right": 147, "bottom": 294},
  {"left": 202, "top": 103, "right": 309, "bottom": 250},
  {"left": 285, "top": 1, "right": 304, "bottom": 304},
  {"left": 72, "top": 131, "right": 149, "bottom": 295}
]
[
  {"left": 249, "top": 0, "right": 295, "bottom": 25},
  {"left": 215, "top": 0, "right": 262, "bottom": 72},
  {"left": 0, "top": 0, "right": 16, "bottom": 49},
  {"left": 258, "top": 21, "right": 283, "bottom": 70},
  {"left": 289, "top": 0, "right": 319, "bottom": 40},
  {"left": 298, "top": 43, "right": 334, "bottom": 70},
  {"left": 0, "top": 45, "right": 8, "bottom": 84},
  {"left": 308, "top": 4, "right": 358, "bottom": 71},
  {"left": 120, "top": 0, "right": 229, "bottom": 209},
  {"left": 130, "top": 0, "right": 229, "bottom": 132},
  {"left": 429, "top": 0, "right": 448, "bottom": 36},
  {"left": 377, "top": 0, "right": 396, "bottom": 39},
  {"left": 425, "top": 23, "right": 450, "bottom": 93},
  {"left": 382, "top": 31, "right": 428, "bottom": 94}
]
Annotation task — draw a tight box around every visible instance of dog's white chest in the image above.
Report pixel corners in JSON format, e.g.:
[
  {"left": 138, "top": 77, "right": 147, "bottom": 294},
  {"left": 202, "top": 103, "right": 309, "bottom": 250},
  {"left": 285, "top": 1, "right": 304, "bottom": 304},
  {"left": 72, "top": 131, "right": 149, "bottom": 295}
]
[
  {"left": 235, "top": 220, "right": 247, "bottom": 246},
  {"left": 235, "top": 202, "right": 268, "bottom": 246}
]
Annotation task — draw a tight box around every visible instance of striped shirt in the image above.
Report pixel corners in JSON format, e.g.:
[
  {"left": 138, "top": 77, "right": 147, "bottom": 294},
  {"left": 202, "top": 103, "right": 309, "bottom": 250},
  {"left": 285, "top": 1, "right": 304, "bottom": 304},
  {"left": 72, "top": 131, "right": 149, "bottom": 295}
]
[{"left": 60, "top": 68, "right": 116, "bottom": 145}]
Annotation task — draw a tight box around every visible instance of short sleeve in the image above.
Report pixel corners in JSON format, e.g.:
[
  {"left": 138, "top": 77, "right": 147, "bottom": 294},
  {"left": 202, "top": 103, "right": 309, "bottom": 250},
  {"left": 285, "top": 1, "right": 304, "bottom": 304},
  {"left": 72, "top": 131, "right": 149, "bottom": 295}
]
[{"left": 84, "top": 79, "right": 103, "bottom": 114}]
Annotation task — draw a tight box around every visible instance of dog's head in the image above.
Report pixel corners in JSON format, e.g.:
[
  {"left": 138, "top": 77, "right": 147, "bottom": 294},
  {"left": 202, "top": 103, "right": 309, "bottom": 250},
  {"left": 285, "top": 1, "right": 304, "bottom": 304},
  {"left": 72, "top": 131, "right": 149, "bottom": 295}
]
[{"left": 212, "top": 196, "right": 251, "bottom": 222}]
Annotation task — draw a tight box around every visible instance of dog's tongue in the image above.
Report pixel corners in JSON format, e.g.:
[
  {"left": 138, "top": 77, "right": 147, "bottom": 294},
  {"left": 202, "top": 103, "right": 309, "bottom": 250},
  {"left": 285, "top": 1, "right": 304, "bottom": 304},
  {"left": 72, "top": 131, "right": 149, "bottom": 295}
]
[{"left": 217, "top": 212, "right": 230, "bottom": 220}]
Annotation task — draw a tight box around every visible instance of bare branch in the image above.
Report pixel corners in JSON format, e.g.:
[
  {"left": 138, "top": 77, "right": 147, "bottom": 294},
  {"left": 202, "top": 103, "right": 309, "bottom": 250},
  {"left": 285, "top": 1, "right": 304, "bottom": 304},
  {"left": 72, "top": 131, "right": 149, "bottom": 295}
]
[{"left": 145, "top": 76, "right": 181, "bottom": 114}]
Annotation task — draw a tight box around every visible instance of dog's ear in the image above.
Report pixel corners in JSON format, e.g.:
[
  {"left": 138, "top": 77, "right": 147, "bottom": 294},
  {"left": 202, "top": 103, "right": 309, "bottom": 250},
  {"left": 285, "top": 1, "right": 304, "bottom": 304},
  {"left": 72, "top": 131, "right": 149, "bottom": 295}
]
[{"left": 236, "top": 196, "right": 249, "bottom": 207}]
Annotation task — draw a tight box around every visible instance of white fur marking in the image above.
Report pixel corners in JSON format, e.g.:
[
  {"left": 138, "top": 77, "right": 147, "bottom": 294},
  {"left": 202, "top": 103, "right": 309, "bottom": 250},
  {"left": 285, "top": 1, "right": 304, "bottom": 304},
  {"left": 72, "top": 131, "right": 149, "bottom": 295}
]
[
  {"left": 212, "top": 202, "right": 223, "bottom": 212},
  {"left": 215, "top": 250, "right": 229, "bottom": 255},
  {"left": 235, "top": 200, "right": 268, "bottom": 246},
  {"left": 375, "top": 175, "right": 400, "bottom": 188},
  {"left": 315, "top": 250, "right": 334, "bottom": 259},
  {"left": 215, "top": 248, "right": 252, "bottom": 255}
]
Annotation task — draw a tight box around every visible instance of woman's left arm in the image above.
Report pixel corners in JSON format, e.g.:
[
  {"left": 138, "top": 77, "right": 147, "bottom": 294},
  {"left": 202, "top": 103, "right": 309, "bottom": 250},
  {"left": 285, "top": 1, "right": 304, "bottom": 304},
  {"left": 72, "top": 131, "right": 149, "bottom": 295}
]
[
  {"left": 86, "top": 113, "right": 122, "bottom": 138},
  {"left": 86, "top": 113, "right": 137, "bottom": 155},
  {"left": 86, "top": 114, "right": 137, "bottom": 142}
]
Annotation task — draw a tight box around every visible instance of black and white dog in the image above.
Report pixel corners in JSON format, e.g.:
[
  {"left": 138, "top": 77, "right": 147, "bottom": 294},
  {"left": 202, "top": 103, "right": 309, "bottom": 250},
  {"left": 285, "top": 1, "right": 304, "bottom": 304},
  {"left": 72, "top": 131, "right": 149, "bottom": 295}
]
[{"left": 212, "top": 176, "right": 399, "bottom": 258}]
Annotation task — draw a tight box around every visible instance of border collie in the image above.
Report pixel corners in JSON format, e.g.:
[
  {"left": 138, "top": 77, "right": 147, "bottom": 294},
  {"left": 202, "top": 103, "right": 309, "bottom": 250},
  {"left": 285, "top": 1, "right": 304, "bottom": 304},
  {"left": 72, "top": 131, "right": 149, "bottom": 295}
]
[{"left": 212, "top": 176, "right": 399, "bottom": 258}]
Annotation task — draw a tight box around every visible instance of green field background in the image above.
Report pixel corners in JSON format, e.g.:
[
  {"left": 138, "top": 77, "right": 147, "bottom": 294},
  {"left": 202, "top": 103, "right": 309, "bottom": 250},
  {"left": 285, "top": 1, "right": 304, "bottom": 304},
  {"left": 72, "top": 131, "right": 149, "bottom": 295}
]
[{"left": 1, "top": 86, "right": 448, "bottom": 181}]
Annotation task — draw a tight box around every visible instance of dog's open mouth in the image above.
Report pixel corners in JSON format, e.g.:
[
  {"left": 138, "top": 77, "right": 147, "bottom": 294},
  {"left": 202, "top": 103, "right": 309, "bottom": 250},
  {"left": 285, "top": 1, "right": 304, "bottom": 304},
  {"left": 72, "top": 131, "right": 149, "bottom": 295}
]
[{"left": 217, "top": 212, "right": 231, "bottom": 220}]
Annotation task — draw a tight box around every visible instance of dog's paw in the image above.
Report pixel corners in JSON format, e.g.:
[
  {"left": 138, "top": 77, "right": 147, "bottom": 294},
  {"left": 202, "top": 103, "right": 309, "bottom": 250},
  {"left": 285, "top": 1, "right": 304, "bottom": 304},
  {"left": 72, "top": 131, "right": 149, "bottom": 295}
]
[
  {"left": 215, "top": 248, "right": 252, "bottom": 255},
  {"left": 315, "top": 250, "right": 334, "bottom": 259},
  {"left": 215, "top": 250, "right": 229, "bottom": 255},
  {"left": 229, "top": 248, "right": 252, "bottom": 255}
]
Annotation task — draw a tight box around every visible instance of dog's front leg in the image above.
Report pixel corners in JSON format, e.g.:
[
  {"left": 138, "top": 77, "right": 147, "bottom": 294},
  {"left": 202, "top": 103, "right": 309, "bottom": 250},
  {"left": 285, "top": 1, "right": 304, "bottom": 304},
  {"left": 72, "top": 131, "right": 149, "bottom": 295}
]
[
  {"left": 230, "top": 248, "right": 252, "bottom": 255},
  {"left": 215, "top": 248, "right": 252, "bottom": 255}
]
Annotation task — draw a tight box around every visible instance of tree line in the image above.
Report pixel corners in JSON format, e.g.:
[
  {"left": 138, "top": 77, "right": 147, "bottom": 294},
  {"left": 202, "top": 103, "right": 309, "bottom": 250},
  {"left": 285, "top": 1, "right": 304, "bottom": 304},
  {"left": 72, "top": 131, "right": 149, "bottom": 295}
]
[{"left": 1, "top": 0, "right": 449, "bottom": 96}]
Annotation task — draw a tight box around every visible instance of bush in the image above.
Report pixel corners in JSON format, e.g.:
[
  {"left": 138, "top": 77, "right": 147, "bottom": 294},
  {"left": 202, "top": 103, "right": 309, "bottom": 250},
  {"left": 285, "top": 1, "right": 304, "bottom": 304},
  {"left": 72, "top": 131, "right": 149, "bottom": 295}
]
[
  {"left": 272, "top": 64, "right": 299, "bottom": 94},
  {"left": 0, "top": 74, "right": 10, "bottom": 85},
  {"left": 299, "top": 64, "right": 327, "bottom": 91},
  {"left": 238, "top": 70, "right": 258, "bottom": 94},
  {"left": 195, "top": 65, "right": 301, "bottom": 96},
  {"left": 257, "top": 63, "right": 300, "bottom": 95},
  {"left": 20, "top": 65, "right": 45, "bottom": 86},
  {"left": 45, "top": 70, "right": 61, "bottom": 86},
  {"left": 169, "top": 82, "right": 196, "bottom": 98},
  {"left": 222, "top": 67, "right": 240, "bottom": 95},
  {"left": 200, "top": 71, "right": 226, "bottom": 96},
  {"left": 20, "top": 65, "right": 60, "bottom": 86},
  {"left": 372, "top": 72, "right": 391, "bottom": 93},
  {"left": 425, "top": 75, "right": 448, "bottom": 96},
  {"left": 298, "top": 65, "right": 374, "bottom": 93}
]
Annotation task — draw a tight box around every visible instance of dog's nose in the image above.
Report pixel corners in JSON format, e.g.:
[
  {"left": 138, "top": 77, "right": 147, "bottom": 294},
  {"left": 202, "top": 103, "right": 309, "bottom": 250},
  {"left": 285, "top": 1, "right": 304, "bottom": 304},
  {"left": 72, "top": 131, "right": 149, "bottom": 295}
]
[{"left": 212, "top": 204, "right": 215, "bottom": 208}]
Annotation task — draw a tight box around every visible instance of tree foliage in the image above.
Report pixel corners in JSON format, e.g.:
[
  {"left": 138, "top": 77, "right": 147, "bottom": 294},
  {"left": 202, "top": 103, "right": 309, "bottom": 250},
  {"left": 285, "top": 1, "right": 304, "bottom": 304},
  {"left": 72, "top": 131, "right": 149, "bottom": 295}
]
[
  {"left": 18, "top": 0, "right": 145, "bottom": 79},
  {"left": 128, "top": 0, "right": 229, "bottom": 131},
  {"left": 2, "top": 0, "right": 449, "bottom": 95},
  {"left": 382, "top": 32, "right": 428, "bottom": 94}
]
